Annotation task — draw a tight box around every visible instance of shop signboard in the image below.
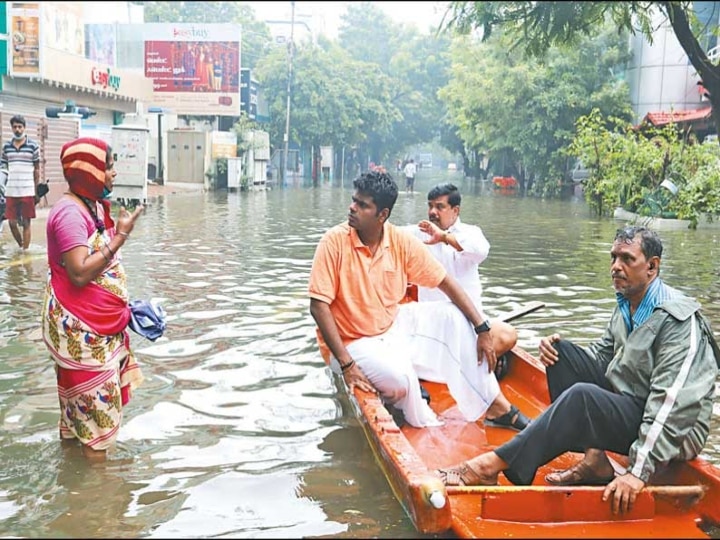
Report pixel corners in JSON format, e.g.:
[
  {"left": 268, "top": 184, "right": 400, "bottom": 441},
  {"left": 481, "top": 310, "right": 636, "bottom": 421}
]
[
  {"left": 90, "top": 66, "right": 121, "bottom": 92},
  {"left": 240, "top": 68, "right": 258, "bottom": 120},
  {"left": 8, "top": 2, "right": 41, "bottom": 77},
  {"left": 143, "top": 23, "right": 241, "bottom": 116}
]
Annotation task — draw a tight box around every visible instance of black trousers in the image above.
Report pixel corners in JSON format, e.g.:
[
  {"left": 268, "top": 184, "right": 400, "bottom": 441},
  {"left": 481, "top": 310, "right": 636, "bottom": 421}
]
[{"left": 494, "top": 340, "right": 645, "bottom": 485}]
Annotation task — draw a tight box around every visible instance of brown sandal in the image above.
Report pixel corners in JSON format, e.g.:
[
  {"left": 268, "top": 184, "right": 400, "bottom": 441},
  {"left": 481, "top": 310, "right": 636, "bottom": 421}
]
[
  {"left": 545, "top": 460, "right": 615, "bottom": 486},
  {"left": 438, "top": 461, "right": 498, "bottom": 487}
]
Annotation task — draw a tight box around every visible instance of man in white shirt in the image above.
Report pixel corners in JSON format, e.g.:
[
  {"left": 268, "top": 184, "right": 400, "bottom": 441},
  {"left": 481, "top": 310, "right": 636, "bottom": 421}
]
[
  {"left": 403, "top": 159, "right": 417, "bottom": 193},
  {"left": 403, "top": 183, "right": 521, "bottom": 421}
]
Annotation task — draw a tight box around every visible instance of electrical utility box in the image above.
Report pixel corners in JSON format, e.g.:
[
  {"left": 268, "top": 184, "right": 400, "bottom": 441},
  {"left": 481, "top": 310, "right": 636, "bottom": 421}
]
[
  {"left": 111, "top": 125, "right": 150, "bottom": 203},
  {"left": 227, "top": 157, "right": 243, "bottom": 190}
]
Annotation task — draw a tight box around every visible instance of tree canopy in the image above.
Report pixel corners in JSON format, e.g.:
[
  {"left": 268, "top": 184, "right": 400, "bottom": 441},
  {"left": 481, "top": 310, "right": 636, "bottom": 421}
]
[
  {"left": 439, "top": 24, "right": 633, "bottom": 193},
  {"left": 254, "top": 41, "right": 400, "bottom": 160},
  {"left": 337, "top": 2, "right": 452, "bottom": 164},
  {"left": 441, "top": 1, "right": 720, "bottom": 143}
]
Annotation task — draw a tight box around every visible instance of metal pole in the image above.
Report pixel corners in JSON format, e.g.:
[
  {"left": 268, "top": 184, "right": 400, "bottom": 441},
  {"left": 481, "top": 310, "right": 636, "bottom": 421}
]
[
  {"left": 282, "top": 1, "right": 295, "bottom": 183},
  {"left": 157, "top": 113, "right": 164, "bottom": 183},
  {"left": 341, "top": 145, "right": 345, "bottom": 188}
]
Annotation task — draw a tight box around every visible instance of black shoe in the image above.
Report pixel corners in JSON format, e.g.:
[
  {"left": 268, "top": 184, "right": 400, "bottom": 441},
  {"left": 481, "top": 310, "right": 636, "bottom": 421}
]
[
  {"left": 420, "top": 382, "right": 431, "bottom": 404},
  {"left": 385, "top": 403, "right": 407, "bottom": 427},
  {"left": 495, "top": 353, "right": 511, "bottom": 381}
]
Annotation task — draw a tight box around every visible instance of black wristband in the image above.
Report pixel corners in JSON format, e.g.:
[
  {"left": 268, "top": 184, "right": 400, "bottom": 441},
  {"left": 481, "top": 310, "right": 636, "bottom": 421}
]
[
  {"left": 474, "top": 320, "right": 491, "bottom": 334},
  {"left": 340, "top": 360, "right": 355, "bottom": 373}
]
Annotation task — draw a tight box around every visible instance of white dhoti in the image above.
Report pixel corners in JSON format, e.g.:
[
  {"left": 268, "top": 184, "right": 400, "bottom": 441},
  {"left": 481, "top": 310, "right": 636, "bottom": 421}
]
[
  {"left": 330, "top": 301, "right": 500, "bottom": 427},
  {"left": 331, "top": 331, "right": 443, "bottom": 427},
  {"left": 396, "top": 301, "right": 500, "bottom": 421}
]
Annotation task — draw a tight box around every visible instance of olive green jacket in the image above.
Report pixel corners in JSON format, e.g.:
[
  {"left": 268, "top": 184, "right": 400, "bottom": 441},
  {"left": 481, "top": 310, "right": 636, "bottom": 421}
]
[{"left": 584, "top": 293, "right": 719, "bottom": 482}]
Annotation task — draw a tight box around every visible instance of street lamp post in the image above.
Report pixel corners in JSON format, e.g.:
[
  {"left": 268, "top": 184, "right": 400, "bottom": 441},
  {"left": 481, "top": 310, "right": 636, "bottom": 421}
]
[
  {"left": 157, "top": 113, "right": 164, "bottom": 183},
  {"left": 148, "top": 107, "right": 166, "bottom": 183},
  {"left": 282, "top": 1, "right": 295, "bottom": 183}
]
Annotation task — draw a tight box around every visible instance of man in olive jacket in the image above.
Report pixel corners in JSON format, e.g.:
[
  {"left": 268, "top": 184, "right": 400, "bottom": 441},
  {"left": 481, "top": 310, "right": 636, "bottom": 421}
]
[{"left": 437, "top": 226, "right": 719, "bottom": 515}]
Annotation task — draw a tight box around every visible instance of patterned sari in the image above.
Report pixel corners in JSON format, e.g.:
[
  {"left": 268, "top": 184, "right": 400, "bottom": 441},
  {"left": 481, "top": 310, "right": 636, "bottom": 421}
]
[{"left": 41, "top": 214, "right": 143, "bottom": 450}]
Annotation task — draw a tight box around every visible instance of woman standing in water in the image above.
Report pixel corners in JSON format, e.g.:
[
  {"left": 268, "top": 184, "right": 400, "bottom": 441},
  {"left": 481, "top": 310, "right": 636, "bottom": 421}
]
[{"left": 41, "top": 137, "right": 144, "bottom": 460}]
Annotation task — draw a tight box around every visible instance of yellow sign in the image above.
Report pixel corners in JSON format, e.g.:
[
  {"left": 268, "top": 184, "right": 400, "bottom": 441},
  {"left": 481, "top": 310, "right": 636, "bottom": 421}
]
[{"left": 211, "top": 131, "right": 237, "bottom": 159}]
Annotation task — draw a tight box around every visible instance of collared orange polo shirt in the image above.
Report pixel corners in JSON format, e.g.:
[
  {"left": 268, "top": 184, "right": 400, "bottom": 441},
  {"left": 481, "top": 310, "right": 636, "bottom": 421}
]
[{"left": 308, "top": 221, "right": 446, "bottom": 363}]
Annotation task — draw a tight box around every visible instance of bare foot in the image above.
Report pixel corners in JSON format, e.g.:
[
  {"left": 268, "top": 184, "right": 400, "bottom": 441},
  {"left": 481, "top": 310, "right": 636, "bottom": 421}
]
[{"left": 81, "top": 444, "right": 107, "bottom": 463}]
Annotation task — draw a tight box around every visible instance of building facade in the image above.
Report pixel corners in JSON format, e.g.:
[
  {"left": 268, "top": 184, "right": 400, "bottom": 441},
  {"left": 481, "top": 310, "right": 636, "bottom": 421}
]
[
  {"left": 0, "top": 1, "right": 154, "bottom": 203},
  {"left": 626, "top": 3, "right": 720, "bottom": 124}
]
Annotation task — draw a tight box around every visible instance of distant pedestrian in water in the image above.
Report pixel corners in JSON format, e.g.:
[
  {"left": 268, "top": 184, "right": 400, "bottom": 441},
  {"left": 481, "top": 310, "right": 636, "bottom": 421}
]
[{"left": 403, "top": 159, "right": 417, "bottom": 193}]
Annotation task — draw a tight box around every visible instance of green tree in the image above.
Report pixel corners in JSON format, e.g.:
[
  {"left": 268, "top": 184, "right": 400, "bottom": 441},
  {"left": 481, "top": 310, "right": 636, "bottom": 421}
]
[
  {"left": 570, "top": 109, "right": 720, "bottom": 227},
  {"left": 442, "top": 1, "right": 720, "bottom": 145},
  {"left": 338, "top": 2, "right": 397, "bottom": 71},
  {"left": 439, "top": 27, "right": 632, "bottom": 194},
  {"left": 138, "top": 1, "right": 271, "bottom": 69},
  {"left": 254, "top": 40, "right": 399, "bottom": 175},
  {"left": 338, "top": 2, "right": 452, "bottom": 164}
]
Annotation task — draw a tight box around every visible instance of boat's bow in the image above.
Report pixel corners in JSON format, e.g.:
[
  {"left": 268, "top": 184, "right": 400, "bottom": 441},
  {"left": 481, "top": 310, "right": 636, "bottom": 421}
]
[{"left": 349, "top": 389, "right": 453, "bottom": 534}]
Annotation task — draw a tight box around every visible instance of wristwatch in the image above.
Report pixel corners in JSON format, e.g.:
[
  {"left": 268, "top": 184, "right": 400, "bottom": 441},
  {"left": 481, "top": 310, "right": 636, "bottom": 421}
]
[{"left": 474, "top": 320, "right": 492, "bottom": 334}]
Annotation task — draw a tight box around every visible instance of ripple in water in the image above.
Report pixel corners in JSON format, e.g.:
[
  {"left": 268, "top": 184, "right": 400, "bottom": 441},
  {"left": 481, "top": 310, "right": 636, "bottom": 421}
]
[{"left": 0, "top": 181, "right": 719, "bottom": 538}]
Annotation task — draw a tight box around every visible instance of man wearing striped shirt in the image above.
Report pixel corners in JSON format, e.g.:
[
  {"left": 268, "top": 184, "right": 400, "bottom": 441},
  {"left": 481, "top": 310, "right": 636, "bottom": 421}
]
[
  {"left": 1, "top": 115, "right": 40, "bottom": 249},
  {"left": 438, "top": 226, "right": 719, "bottom": 515}
]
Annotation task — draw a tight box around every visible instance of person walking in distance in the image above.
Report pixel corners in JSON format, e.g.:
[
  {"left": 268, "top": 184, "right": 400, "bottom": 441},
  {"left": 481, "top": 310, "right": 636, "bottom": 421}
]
[
  {"left": 403, "top": 159, "right": 417, "bottom": 193},
  {"left": 0, "top": 115, "right": 40, "bottom": 249}
]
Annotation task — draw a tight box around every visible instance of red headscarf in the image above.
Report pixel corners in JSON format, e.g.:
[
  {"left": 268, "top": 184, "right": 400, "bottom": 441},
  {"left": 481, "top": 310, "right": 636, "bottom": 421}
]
[
  {"left": 60, "top": 137, "right": 114, "bottom": 231},
  {"left": 60, "top": 137, "right": 109, "bottom": 201}
]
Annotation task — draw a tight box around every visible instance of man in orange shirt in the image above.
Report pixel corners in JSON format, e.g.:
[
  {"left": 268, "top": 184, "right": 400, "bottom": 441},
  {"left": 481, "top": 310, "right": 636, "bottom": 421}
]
[{"left": 308, "top": 170, "right": 530, "bottom": 429}]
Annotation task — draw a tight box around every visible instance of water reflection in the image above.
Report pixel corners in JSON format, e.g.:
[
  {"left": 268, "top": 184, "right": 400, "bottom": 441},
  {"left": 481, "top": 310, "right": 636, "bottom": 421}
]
[{"left": 0, "top": 171, "right": 718, "bottom": 538}]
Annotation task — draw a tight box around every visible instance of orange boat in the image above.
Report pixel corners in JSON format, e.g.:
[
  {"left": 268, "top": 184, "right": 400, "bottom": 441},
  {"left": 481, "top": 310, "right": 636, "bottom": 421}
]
[
  {"left": 492, "top": 175, "right": 519, "bottom": 189},
  {"left": 347, "top": 300, "right": 720, "bottom": 538}
]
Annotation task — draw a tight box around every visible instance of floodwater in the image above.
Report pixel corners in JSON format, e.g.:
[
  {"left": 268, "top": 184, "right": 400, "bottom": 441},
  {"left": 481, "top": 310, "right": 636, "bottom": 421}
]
[{"left": 0, "top": 171, "right": 719, "bottom": 538}]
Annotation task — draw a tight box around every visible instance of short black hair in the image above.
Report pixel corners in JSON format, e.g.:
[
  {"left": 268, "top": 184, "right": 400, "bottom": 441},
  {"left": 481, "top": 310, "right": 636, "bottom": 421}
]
[
  {"left": 428, "top": 182, "right": 461, "bottom": 207},
  {"left": 10, "top": 115, "right": 26, "bottom": 127},
  {"left": 353, "top": 170, "right": 398, "bottom": 217},
  {"left": 615, "top": 226, "right": 663, "bottom": 260}
]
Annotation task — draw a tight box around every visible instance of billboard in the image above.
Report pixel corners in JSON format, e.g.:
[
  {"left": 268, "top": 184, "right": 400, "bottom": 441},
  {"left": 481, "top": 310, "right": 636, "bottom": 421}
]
[
  {"left": 8, "top": 2, "right": 41, "bottom": 77},
  {"left": 42, "top": 2, "right": 84, "bottom": 56},
  {"left": 143, "top": 24, "right": 241, "bottom": 115},
  {"left": 86, "top": 24, "right": 116, "bottom": 66}
]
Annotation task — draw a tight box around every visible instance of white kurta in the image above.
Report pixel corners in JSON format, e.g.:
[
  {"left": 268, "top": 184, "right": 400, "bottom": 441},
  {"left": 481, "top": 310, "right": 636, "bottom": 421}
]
[{"left": 402, "top": 217, "right": 490, "bottom": 313}]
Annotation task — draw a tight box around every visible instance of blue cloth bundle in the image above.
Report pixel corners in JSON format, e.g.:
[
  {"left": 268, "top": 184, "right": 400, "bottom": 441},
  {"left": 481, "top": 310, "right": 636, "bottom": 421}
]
[{"left": 128, "top": 299, "right": 167, "bottom": 341}]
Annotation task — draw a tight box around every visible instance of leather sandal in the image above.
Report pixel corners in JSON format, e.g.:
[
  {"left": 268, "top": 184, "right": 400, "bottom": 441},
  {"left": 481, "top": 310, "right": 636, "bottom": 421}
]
[
  {"left": 545, "top": 460, "right": 615, "bottom": 486},
  {"left": 484, "top": 404, "right": 531, "bottom": 432},
  {"left": 438, "top": 461, "right": 497, "bottom": 487}
]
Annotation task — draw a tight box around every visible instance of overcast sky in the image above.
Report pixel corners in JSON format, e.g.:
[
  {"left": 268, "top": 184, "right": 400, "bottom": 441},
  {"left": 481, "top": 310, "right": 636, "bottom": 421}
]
[{"left": 248, "top": 1, "right": 449, "bottom": 37}]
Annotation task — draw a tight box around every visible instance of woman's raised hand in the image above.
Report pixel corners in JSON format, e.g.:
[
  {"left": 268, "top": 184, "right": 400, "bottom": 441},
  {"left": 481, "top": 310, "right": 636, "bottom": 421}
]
[{"left": 116, "top": 205, "right": 144, "bottom": 237}]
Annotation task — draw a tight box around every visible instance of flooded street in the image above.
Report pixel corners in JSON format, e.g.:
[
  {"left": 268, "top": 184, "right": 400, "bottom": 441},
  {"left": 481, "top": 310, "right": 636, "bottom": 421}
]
[{"left": 1, "top": 171, "right": 719, "bottom": 538}]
